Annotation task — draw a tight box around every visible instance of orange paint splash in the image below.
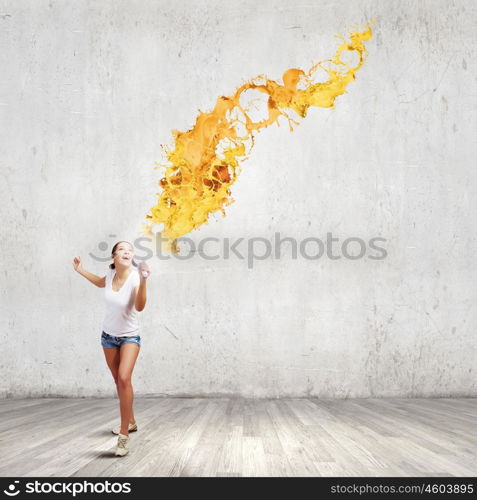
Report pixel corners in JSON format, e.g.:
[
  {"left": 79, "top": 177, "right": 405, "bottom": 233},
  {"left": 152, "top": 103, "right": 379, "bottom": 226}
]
[{"left": 142, "top": 22, "right": 374, "bottom": 253}]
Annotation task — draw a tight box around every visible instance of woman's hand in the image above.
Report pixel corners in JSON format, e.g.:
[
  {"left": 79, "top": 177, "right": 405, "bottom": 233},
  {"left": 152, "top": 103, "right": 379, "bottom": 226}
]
[
  {"left": 73, "top": 256, "right": 83, "bottom": 273},
  {"left": 138, "top": 261, "right": 151, "bottom": 280}
]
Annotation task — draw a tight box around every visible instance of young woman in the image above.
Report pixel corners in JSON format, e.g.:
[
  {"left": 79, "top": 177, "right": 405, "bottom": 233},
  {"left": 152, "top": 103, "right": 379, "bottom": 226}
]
[{"left": 72, "top": 240, "right": 151, "bottom": 457}]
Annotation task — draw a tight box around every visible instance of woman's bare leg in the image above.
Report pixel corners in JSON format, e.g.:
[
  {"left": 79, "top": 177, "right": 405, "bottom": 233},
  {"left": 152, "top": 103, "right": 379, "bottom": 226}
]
[
  {"left": 117, "top": 343, "right": 141, "bottom": 435},
  {"left": 103, "top": 347, "right": 136, "bottom": 425}
]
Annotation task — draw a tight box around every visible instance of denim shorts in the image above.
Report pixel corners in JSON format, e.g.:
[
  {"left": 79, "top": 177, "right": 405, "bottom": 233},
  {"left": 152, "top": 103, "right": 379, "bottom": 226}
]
[{"left": 101, "top": 331, "right": 141, "bottom": 348}]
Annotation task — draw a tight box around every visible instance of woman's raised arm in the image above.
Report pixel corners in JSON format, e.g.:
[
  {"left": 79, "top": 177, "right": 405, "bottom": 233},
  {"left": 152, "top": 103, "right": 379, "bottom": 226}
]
[
  {"left": 73, "top": 256, "right": 106, "bottom": 288},
  {"left": 134, "top": 261, "right": 151, "bottom": 311}
]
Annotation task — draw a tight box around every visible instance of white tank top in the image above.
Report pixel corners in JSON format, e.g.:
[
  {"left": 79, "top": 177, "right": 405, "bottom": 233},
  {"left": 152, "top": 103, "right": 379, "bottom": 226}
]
[{"left": 102, "top": 267, "right": 141, "bottom": 337}]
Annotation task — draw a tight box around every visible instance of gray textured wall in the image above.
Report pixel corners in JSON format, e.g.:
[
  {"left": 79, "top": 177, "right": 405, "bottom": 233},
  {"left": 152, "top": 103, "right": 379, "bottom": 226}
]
[{"left": 1, "top": 0, "right": 476, "bottom": 398}]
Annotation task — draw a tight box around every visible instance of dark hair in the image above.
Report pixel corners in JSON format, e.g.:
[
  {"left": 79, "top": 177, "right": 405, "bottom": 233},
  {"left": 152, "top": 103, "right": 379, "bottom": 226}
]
[{"left": 109, "top": 241, "right": 138, "bottom": 269}]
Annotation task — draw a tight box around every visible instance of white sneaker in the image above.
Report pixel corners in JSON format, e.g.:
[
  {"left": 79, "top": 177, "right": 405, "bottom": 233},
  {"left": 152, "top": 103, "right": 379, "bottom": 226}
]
[
  {"left": 115, "top": 433, "right": 130, "bottom": 457},
  {"left": 112, "top": 422, "right": 138, "bottom": 435}
]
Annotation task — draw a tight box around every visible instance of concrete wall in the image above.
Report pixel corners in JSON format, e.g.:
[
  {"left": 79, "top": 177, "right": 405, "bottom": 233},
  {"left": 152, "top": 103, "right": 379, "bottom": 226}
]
[{"left": 1, "top": 0, "right": 476, "bottom": 398}]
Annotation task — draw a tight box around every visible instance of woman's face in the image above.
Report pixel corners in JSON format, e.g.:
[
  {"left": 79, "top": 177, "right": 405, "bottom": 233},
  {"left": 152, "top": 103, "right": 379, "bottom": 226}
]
[{"left": 112, "top": 242, "right": 134, "bottom": 268}]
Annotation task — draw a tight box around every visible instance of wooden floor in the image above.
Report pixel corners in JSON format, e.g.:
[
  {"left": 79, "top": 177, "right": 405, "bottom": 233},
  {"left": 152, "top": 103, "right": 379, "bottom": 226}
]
[{"left": 0, "top": 397, "right": 476, "bottom": 477}]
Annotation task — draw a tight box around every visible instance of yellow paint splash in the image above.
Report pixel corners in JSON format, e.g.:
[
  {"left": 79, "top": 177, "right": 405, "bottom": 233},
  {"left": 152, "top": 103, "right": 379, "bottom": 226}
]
[{"left": 142, "top": 22, "right": 374, "bottom": 253}]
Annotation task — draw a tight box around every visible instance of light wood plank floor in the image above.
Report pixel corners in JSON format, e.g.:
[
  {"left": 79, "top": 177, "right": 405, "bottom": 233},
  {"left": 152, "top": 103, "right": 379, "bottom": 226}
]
[{"left": 0, "top": 397, "right": 476, "bottom": 477}]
